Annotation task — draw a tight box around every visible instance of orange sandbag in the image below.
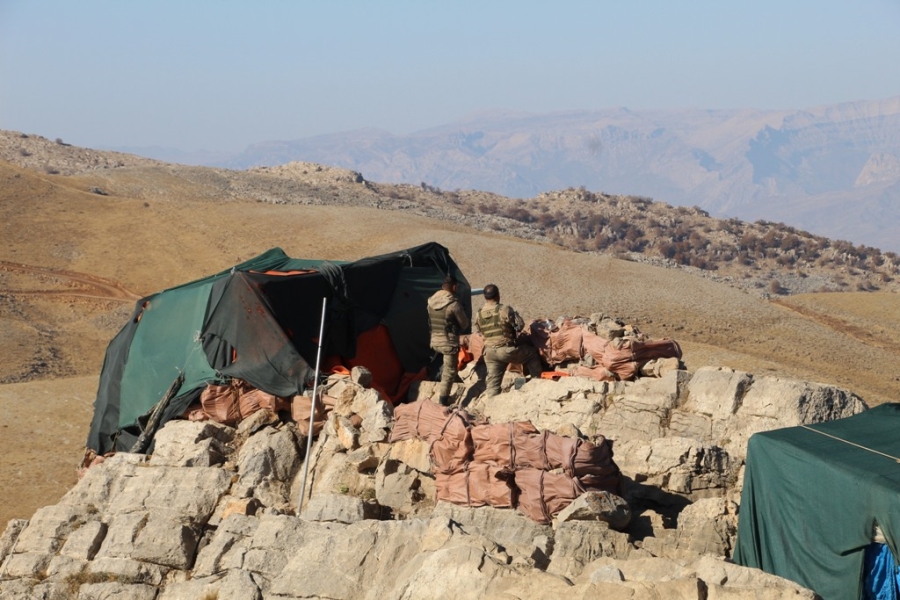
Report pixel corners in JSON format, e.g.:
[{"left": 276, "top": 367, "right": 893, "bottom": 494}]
[{"left": 457, "top": 345, "right": 474, "bottom": 370}]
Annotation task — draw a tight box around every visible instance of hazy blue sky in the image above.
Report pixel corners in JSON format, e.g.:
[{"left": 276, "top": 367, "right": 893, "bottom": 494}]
[{"left": 2, "top": 0, "right": 899, "bottom": 153}]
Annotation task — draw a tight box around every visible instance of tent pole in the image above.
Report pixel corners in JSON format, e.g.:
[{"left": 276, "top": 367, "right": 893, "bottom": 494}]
[{"left": 298, "top": 296, "right": 327, "bottom": 516}]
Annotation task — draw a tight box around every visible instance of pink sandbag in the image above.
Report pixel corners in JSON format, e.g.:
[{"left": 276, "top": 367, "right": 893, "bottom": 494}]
[
  {"left": 572, "top": 437, "right": 622, "bottom": 495},
  {"left": 471, "top": 421, "right": 540, "bottom": 467},
  {"left": 238, "top": 386, "right": 291, "bottom": 419},
  {"left": 291, "top": 393, "right": 336, "bottom": 436},
  {"left": 514, "top": 468, "right": 584, "bottom": 524},
  {"left": 581, "top": 331, "right": 610, "bottom": 363},
  {"left": 390, "top": 399, "right": 455, "bottom": 443},
  {"left": 600, "top": 338, "right": 682, "bottom": 380},
  {"left": 542, "top": 430, "right": 580, "bottom": 472},
  {"left": 528, "top": 319, "right": 585, "bottom": 367},
  {"left": 571, "top": 365, "right": 616, "bottom": 382},
  {"left": 511, "top": 429, "right": 581, "bottom": 471},
  {"left": 430, "top": 410, "right": 474, "bottom": 474},
  {"left": 465, "top": 332, "right": 486, "bottom": 364},
  {"left": 435, "top": 462, "right": 516, "bottom": 508},
  {"left": 200, "top": 383, "right": 241, "bottom": 425}
]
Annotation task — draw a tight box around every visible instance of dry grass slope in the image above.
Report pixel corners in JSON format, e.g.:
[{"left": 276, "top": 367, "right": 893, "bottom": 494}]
[{"left": 2, "top": 130, "right": 900, "bottom": 528}]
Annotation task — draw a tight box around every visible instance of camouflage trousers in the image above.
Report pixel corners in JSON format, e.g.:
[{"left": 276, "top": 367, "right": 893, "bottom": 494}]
[
  {"left": 483, "top": 344, "right": 543, "bottom": 398},
  {"left": 433, "top": 345, "right": 459, "bottom": 398}
]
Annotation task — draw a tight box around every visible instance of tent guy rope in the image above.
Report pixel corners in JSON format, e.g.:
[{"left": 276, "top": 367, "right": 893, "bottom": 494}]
[{"left": 800, "top": 425, "right": 900, "bottom": 463}]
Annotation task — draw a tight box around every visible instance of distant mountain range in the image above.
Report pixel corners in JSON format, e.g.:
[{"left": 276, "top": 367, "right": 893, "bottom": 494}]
[{"left": 131, "top": 97, "right": 900, "bottom": 252}]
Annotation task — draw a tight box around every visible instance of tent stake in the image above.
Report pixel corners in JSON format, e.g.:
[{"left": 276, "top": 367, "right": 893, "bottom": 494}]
[{"left": 298, "top": 296, "right": 327, "bottom": 516}]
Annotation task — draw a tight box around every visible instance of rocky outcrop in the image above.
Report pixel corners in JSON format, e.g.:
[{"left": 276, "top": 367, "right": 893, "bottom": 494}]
[{"left": 1, "top": 365, "right": 862, "bottom": 598}]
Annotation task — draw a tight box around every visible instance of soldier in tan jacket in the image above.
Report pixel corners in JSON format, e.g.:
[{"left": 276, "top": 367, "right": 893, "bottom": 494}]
[
  {"left": 474, "top": 284, "right": 543, "bottom": 397},
  {"left": 427, "top": 275, "right": 470, "bottom": 406}
]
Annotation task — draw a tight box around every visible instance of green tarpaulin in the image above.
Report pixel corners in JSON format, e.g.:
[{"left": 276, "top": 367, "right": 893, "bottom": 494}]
[
  {"left": 87, "top": 243, "right": 469, "bottom": 455},
  {"left": 734, "top": 403, "right": 900, "bottom": 600}
]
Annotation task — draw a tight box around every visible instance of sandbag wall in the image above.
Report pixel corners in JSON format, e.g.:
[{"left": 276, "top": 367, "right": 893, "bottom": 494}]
[
  {"left": 527, "top": 317, "right": 682, "bottom": 381},
  {"left": 187, "top": 378, "right": 334, "bottom": 436},
  {"left": 390, "top": 399, "right": 622, "bottom": 524},
  {"left": 463, "top": 317, "right": 682, "bottom": 383}
]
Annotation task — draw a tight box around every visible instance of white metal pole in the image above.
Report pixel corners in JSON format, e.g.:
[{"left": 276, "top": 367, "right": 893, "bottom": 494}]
[{"left": 298, "top": 296, "right": 327, "bottom": 515}]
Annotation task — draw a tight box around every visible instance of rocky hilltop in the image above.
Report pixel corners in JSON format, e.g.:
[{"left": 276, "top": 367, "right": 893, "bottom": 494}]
[
  {"left": 2, "top": 129, "right": 897, "bottom": 299},
  {"left": 0, "top": 361, "right": 863, "bottom": 599}
]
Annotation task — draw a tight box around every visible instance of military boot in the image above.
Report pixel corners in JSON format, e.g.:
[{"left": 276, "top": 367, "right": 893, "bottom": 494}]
[{"left": 438, "top": 395, "right": 452, "bottom": 406}]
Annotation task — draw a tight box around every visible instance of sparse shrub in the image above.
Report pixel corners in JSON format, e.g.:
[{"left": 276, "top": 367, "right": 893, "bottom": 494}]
[
  {"left": 479, "top": 201, "right": 499, "bottom": 215},
  {"left": 769, "top": 280, "right": 788, "bottom": 295},
  {"left": 537, "top": 212, "right": 557, "bottom": 229},
  {"left": 44, "top": 165, "right": 60, "bottom": 175}
]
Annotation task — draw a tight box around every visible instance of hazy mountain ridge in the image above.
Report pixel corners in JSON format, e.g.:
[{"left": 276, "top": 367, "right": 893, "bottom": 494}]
[{"left": 220, "top": 97, "right": 900, "bottom": 251}]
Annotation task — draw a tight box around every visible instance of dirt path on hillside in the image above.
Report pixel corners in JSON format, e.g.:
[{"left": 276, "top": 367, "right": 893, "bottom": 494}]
[
  {"left": 0, "top": 261, "right": 141, "bottom": 301},
  {"left": 773, "top": 299, "right": 900, "bottom": 355}
]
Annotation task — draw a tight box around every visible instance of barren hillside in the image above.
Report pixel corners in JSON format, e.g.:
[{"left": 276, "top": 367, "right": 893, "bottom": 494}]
[{"left": 3, "top": 131, "right": 900, "bottom": 527}]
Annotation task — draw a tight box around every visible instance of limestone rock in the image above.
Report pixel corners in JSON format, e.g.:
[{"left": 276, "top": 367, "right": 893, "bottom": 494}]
[
  {"left": 351, "top": 365, "right": 373, "bottom": 388},
  {"left": 302, "top": 493, "right": 379, "bottom": 523},
  {"left": 0, "top": 519, "right": 27, "bottom": 564},
  {"left": 235, "top": 425, "right": 303, "bottom": 510},
  {"left": 78, "top": 582, "right": 160, "bottom": 600},
  {"left": 148, "top": 420, "right": 234, "bottom": 467},
  {"left": 157, "top": 569, "right": 261, "bottom": 600},
  {"left": 351, "top": 388, "right": 394, "bottom": 443},
  {"left": 548, "top": 520, "right": 632, "bottom": 578},
  {"left": 375, "top": 458, "right": 433, "bottom": 516},
  {"left": 556, "top": 492, "right": 632, "bottom": 530},
  {"left": 192, "top": 514, "right": 260, "bottom": 578}
]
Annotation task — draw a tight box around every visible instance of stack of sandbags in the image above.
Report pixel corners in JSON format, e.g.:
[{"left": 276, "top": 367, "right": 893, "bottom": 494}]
[
  {"left": 523, "top": 315, "right": 682, "bottom": 382},
  {"left": 389, "top": 402, "right": 623, "bottom": 522},
  {"left": 392, "top": 400, "right": 516, "bottom": 508},
  {"left": 193, "top": 378, "right": 332, "bottom": 434},
  {"left": 500, "top": 428, "right": 620, "bottom": 524}
]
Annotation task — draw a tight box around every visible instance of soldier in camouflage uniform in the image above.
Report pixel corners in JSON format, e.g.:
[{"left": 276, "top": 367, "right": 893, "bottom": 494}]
[
  {"left": 427, "top": 275, "right": 470, "bottom": 406},
  {"left": 474, "top": 284, "right": 543, "bottom": 397}
]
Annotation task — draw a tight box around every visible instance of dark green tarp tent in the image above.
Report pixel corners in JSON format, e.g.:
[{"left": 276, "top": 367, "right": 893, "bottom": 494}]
[
  {"left": 733, "top": 403, "right": 900, "bottom": 600},
  {"left": 87, "top": 242, "right": 470, "bottom": 455}
]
